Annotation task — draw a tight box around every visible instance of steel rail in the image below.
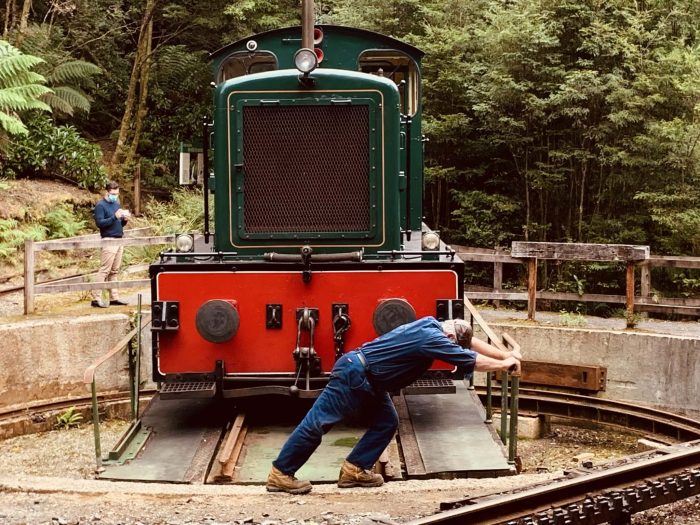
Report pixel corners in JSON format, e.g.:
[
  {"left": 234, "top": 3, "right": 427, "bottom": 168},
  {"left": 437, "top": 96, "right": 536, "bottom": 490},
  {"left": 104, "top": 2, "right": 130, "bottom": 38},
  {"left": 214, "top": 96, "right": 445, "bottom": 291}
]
[
  {"left": 0, "top": 390, "right": 157, "bottom": 421},
  {"left": 408, "top": 443, "right": 700, "bottom": 525},
  {"left": 476, "top": 386, "right": 700, "bottom": 441}
]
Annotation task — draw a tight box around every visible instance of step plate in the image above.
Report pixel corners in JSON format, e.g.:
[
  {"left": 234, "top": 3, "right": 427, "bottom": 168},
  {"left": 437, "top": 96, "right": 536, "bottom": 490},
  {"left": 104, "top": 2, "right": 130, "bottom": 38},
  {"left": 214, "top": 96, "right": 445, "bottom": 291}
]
[
  {"left": 160, "top": 381, "right": 216, "bottom": 399},
  {"left": 404, "top": 377, "right": 456, "bottom": 395}
]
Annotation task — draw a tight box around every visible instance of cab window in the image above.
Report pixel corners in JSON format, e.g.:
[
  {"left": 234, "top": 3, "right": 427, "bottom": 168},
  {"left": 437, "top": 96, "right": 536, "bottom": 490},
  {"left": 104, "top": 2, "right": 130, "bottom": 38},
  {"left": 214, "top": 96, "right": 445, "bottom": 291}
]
[
  {"left": 358, "top": 50, "right": 419, "bottom": 116},
  {"left": 219, "top": 51, "right": 278, "bottom": 83}
]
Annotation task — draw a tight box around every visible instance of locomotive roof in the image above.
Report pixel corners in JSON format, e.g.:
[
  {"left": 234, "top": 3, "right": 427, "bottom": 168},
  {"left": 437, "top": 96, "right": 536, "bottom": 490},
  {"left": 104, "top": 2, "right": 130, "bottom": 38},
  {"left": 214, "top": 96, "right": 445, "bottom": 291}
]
[{"left": 209, "top": 24, "right": 425, "bottom": 63}]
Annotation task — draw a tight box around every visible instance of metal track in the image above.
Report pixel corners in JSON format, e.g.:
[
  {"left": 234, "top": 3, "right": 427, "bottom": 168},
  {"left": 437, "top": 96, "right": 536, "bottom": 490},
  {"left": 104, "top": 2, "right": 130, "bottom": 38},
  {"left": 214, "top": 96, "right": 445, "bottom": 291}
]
[
  {"left": 3, "top": 385, "right": 700, "bottom": 523},
  {"left": 477, "top": 386, "right": 700, "bottom": 441},
  {"left": 408, "top": 442, "right": 700, "bottom": 525},
  {"left": 0, "top": 390, "right": 156, "bottom": 423}
]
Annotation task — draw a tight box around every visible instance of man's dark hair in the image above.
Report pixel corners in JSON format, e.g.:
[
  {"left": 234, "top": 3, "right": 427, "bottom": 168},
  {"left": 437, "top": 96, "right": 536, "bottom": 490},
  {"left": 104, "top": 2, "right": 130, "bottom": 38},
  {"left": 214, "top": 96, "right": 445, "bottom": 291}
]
[{"left": 106, "top": 181, "right": 120, "bottom": 191}]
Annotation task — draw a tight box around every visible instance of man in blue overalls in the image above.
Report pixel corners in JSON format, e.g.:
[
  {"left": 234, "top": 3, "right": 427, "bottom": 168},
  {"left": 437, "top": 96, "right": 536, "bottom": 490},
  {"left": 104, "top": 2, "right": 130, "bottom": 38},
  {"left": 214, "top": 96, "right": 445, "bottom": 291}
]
[{"left": 266, "top": 317, "right": 522, "bottom": 494}]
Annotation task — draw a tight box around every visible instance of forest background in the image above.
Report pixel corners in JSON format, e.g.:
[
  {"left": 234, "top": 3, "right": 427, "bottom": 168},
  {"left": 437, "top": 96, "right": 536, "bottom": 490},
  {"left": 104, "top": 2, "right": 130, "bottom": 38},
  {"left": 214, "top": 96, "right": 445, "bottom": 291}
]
[{"left": 1, "top": 0, "right": 699, "bottom": 305}]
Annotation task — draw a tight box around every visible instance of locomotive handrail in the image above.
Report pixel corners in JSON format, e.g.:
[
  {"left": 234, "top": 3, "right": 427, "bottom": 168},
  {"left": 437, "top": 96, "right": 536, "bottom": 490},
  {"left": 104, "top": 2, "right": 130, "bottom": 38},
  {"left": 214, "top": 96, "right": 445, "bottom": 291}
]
[
  {"left": 264, "top": 250, "right": 363, "bottom": 262},
  {"left": 158, "top": 250, "right": 234, "bottom": 262},
  {"left": 83, "top": 296, "right": 151, "bottom": 472},
  {"left": 377, "top": 249, "right": 457, "bottom": 260},
  {"left": 463, "top": 296, "right": 520, "bottom": 467}
]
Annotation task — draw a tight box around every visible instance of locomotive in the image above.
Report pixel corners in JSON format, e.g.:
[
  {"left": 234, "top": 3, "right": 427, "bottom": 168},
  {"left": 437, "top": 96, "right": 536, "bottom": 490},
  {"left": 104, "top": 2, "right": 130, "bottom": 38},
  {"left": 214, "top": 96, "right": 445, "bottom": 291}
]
[{"left": 150, "top": 2, "right": 465, "bottom": 400}]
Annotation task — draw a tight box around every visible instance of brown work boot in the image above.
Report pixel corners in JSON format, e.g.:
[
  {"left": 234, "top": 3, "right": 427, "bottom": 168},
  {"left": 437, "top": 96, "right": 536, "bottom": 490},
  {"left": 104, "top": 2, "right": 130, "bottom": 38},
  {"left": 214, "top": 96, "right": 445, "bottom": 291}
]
[
  {"left": 337, "top": 460, "right": 384, "bottom": 488},
  {"left": 266, "top": 466, "right": 312, "bottom": 494}
]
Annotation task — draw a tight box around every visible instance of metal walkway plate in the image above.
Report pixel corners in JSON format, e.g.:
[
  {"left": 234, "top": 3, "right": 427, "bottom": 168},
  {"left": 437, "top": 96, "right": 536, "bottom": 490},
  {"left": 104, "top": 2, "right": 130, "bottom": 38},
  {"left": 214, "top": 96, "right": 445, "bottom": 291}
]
[
  {"left": 234, "top": 424, "right": 370, "bottom": 484},
  {"left": 99, "top": 395, "right": 226, "bottom": 483},
  {"left": 402, "top": 382, "right": 514, "bottom": 477}
]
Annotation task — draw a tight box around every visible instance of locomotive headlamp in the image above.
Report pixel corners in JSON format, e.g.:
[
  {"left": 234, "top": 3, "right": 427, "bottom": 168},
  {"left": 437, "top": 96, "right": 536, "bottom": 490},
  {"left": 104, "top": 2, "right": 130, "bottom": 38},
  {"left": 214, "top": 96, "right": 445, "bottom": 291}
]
[
  {"left": 421, "top": 231, "right": 440, "bottom": 251},
  {"left": 175, "top": 233, "right": 195, "bottom": 253},
  {"left": 294, "top": 48, "right": 318, "bottom": 75}
]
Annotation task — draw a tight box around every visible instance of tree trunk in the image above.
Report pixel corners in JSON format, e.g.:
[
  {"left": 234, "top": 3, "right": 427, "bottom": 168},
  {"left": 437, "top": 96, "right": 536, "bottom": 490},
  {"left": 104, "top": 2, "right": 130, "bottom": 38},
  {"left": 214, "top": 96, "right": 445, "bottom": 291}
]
[
  {"left": 110, "top": 0, "right": 158, "bottom": 180},
  {"left": 122, "top": 17, "right": 153, "bottom": 178},
  {"left": 3, "top": 0, "right": 15, "bottom": 37},
  {"left": 15, "top": 0, "right": 31, "bottom": 44},
  {"left": 577, "top": 163, "right": 587, "bottom": 242}
]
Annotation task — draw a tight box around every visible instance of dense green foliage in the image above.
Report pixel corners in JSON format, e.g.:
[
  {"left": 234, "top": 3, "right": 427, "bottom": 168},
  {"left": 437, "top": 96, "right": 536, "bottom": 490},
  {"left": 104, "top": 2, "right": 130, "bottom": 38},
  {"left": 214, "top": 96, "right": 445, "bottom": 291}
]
[
  {"left": 0, "top": 115, "right": 107, "bottom": 188},
  {"left": 1, "top": 0, "right": 699, "bottom": 261}
]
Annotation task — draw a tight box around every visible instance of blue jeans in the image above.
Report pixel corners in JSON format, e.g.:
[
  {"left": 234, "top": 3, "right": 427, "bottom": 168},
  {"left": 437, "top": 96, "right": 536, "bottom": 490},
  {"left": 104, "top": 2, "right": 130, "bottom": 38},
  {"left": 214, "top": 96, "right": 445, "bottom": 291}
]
[{"left": 273, "top": 352, "right": 399, "bottom": 475}]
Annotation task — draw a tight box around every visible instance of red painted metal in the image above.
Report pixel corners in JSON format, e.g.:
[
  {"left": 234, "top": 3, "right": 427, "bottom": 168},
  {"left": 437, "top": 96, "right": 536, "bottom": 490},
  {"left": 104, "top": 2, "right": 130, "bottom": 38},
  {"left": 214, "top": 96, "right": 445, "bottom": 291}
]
[{"left": 156, "top": 269, "right": 459, "bottom": 374}]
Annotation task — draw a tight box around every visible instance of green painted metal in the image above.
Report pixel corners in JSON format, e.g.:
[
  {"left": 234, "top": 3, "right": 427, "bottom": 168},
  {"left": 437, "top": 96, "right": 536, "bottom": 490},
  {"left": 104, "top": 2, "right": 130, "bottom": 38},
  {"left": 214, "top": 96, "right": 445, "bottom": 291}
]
[
  {"left": 500, "top": 371, "right": 508, "bottom": 445},
  {"left": 508, "top": 377, "right": 519, "bottom": 464},
  {"left": 91, "top": 379, "right": 102, "bottom": 472},
  {"left": 210, "top": 25, "right": 424, "bottom": 75},
  {"left": 213, "top": 69, "right": 402, "bottom": 254},
  {"left": 104, "top": 419, "right": 151, "bottom": 465},
  {"left": 209, "top": 24, "right": 425, "bottom": 255}
]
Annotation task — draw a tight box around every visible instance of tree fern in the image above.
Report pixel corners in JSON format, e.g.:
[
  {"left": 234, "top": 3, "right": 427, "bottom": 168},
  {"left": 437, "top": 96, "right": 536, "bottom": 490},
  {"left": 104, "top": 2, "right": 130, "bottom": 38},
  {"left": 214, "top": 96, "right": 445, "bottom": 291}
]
[
  {"left": 46, "top": 60, "right": 101, "bottom": 85},
  {"left": 16, "top": 25, "right": 102, "bottom": 117},
  {"left": 43, "top": 86, "right": 91, "bottom": 116},
  {"left": 0, "top": 40, "right": 52, "bottom": 136}
]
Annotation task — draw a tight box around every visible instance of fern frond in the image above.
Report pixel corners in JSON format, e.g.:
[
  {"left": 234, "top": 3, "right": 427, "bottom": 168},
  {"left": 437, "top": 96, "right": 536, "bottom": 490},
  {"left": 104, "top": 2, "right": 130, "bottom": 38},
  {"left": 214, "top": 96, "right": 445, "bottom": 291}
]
[
  {"left": 0, "top": 54, "right": 46, "bottom": 86},
  {"left": 46, "top": 60, "right": 101, "bottom": 85},
  {"left": 0, "top": 40, "right": 51, "bottom": 134},
  {"left": 42, "top": 86, "right": 91, "bottom": 115},
  {"left": 40, "top": 92, "right": 74, "bottom": 115},
  {"left": 0, "top": 83, "right": 52, "bottom": 101},
  {"left": 4, "top": 70, "right": 46, "bottom": 87},
  {"left": 0, "top": 110, "right": 28, "bottom": 135}
]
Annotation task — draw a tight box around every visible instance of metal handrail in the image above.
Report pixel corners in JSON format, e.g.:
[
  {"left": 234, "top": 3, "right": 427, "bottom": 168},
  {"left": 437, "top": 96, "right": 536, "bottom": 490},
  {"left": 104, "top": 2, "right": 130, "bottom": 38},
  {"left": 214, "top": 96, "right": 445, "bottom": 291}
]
[
  {"left": 463, "top": 297, "right": 521, "bottom": 466},
  {"left": 83, "top": 296, "right": 151, "bottom": 471}
]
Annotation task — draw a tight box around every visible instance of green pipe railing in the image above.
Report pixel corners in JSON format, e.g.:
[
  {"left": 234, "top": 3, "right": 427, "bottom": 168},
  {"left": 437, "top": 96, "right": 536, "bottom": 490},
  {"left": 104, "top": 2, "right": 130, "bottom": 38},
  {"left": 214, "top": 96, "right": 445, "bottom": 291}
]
[
  {"left": 83, "top": 295, "right": 151, "bottom": 472},
  {"left": 463, "top": 298, "right": 521, "bottom": 466}
]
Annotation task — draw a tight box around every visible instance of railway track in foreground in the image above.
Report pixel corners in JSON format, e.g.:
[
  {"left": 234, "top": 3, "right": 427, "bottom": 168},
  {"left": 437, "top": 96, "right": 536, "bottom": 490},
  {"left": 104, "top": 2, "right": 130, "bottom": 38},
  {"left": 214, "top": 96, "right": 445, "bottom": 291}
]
[
  {"left": 2, "top": 387, "right": 700, "bottom": 524},
  {"left": 410, "top": 441, "right": 700, "bottom": 525}
]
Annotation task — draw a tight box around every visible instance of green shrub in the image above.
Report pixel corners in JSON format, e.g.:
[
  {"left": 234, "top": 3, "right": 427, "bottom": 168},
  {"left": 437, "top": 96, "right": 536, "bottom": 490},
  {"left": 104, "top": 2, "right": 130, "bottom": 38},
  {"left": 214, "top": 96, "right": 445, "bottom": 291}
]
[
  {"left": 0, "top": 218, "right": 47, "bottom": 260},
  {"left": 124, "top": 188, "right": 208, "bottom": 265},
  {"left": 558, "top": 310, "right": 587, "bottom": 328},
  {"left": 55, "top": 406, "right": 83, "bottom": 429},
  {"left": 44, "top": 203, "right": 88, "bottom": 239},
  {"left": 0, "top": 114, "right": 107, "bottom": 190}
]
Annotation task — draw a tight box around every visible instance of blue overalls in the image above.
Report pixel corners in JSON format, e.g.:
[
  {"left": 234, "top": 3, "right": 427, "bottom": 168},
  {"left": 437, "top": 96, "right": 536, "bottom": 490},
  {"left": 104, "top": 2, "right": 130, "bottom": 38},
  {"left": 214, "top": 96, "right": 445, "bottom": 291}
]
[{"left": 273, "top": 317, "right": 477, "bottom": 474}]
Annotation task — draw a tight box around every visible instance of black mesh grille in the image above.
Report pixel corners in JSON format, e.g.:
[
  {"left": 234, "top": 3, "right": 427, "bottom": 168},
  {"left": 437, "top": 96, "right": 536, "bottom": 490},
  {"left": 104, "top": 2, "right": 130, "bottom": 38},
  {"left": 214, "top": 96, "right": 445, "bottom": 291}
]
[{"left": 242, "top": 105, "right": 371, "bottom": 234}]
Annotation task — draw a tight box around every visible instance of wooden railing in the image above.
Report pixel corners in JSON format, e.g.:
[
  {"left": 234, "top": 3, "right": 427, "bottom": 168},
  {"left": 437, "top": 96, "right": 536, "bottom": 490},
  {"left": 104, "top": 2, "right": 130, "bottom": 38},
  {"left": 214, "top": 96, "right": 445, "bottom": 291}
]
[
  {"left": 454, "top": 242, "right": 700, "bottom": 324},
  {"left": 24, "top": 227, "right": 174, "bottom": 314}
]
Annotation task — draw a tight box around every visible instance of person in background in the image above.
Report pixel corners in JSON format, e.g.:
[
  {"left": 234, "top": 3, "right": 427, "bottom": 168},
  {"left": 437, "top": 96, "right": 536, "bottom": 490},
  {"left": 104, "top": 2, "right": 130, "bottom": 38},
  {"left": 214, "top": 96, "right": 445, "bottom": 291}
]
[
  {"left": 91, "top": 181, "right": 130, "bottom": 308},
  {"left": 266, "top": 317, "right": 522, "bottom": 494}
]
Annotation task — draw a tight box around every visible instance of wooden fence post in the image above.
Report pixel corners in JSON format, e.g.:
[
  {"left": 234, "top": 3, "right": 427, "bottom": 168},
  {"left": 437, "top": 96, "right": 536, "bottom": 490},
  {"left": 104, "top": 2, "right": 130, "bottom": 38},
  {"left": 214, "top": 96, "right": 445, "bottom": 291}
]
[
  {"left": 134, "top": 163, "right": 141, "bottom": 216},
  {"left": 24, "top": 239, "right": 35, "bottom": 315},
  {"left": 527, "top": 257, "right": 537, "bottom": 320},
  {"left": 493, "top": 247, "right": 503, "bottom": 309},
  {"left": 626, "top": 262, "right": 636, "bottom": 327},
  {"left": 640, "top": 261, "right": 651, "bottom": 300}
]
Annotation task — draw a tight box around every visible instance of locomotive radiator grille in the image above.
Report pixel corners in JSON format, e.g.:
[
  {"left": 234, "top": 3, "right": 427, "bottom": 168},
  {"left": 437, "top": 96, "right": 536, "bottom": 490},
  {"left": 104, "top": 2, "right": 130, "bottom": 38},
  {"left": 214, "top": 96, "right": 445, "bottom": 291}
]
[{"left": 242, "top": 105, "right": 371, "bottom": 234}]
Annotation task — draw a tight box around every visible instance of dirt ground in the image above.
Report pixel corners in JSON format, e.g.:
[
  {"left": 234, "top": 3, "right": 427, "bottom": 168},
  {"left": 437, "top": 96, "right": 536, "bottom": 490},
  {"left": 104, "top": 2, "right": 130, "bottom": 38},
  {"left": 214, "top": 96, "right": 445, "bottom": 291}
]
[
  {"left": 0, "top": 179, "right": 98, "bottom": 223},
  {"left": 0, "top": 420, "right": 698, "bottom": 524}
]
